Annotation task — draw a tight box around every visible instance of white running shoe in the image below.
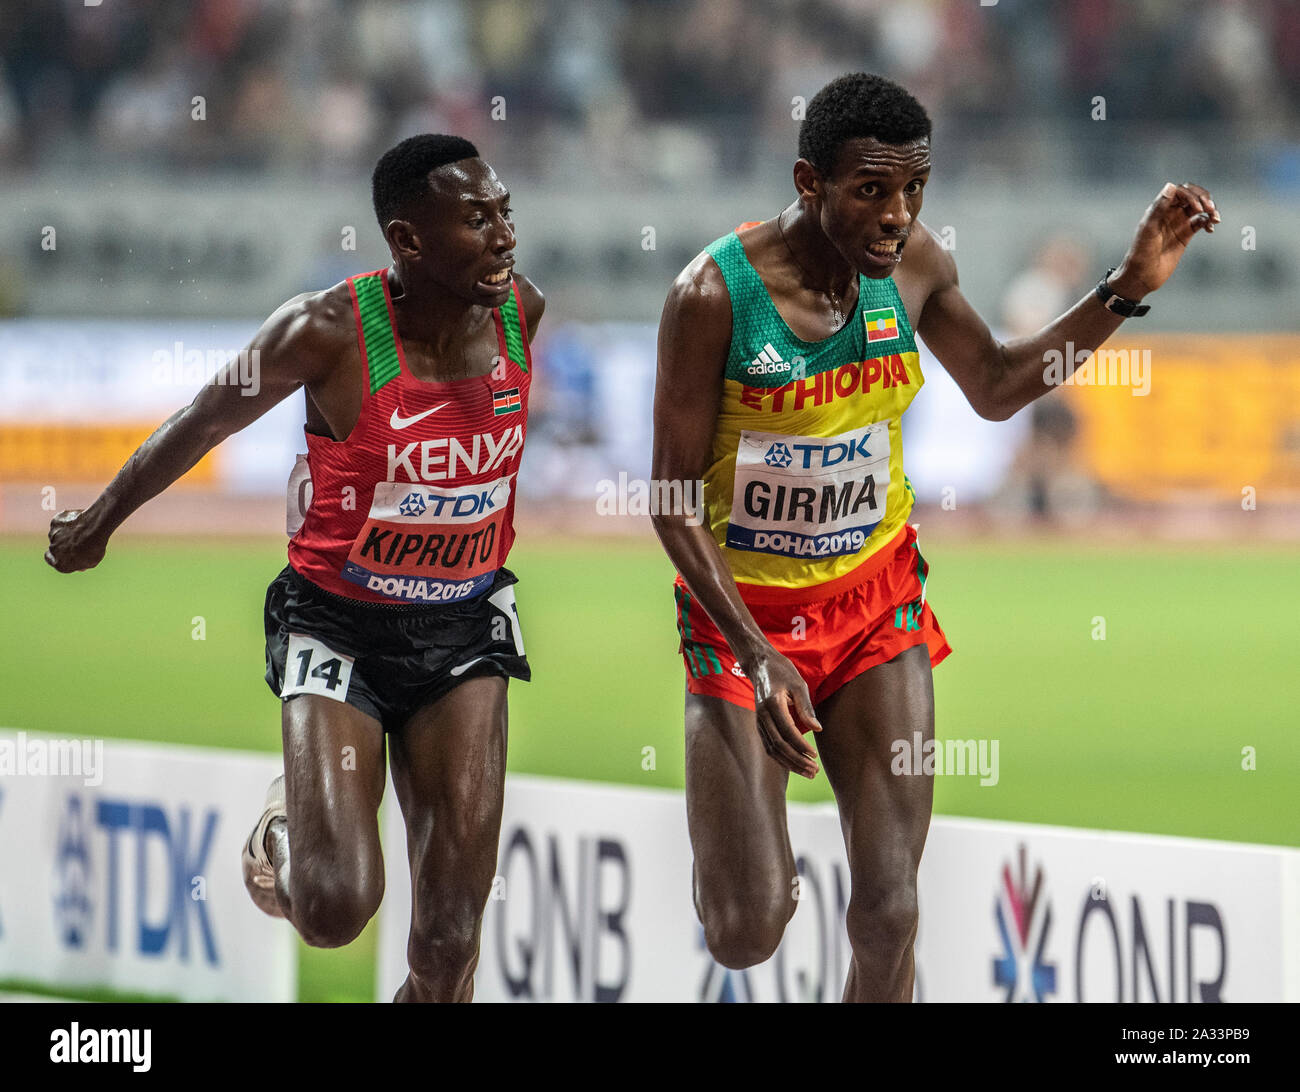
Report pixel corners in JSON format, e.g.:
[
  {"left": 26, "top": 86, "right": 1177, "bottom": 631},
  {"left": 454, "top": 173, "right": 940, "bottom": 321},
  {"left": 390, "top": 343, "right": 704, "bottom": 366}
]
[{"left": 241, "top": 774, "right": 286, "bottom": 919}]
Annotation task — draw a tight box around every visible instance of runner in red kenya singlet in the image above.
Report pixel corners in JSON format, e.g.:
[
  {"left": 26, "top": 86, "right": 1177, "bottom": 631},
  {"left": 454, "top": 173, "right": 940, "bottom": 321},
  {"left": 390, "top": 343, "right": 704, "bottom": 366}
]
[
  {"left": 45, "top": 135, "right": 545, "bottom": 1002},
  {"left": 288, "top": 264, "right": 529, "bottom": 606}
]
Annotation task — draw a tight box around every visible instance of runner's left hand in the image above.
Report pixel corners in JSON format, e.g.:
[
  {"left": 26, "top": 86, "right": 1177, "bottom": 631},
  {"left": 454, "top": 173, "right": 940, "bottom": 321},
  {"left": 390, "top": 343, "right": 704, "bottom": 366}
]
[{"left": 1109, "top": 182, "right": 1220, "bottom": 300}]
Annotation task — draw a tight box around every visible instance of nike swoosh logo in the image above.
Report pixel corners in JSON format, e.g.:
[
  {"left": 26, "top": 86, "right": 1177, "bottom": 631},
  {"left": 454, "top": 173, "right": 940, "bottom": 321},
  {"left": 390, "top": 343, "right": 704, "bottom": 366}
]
[{"left": 390, "top": 403, "right": 449, "bottom": 430}]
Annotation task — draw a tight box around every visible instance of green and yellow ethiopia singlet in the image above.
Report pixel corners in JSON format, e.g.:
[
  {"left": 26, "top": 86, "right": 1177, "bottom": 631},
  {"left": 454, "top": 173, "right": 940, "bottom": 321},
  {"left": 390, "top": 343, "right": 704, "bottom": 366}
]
[{"left": 703, "top": 227, "right": 924, "bottom": 591}]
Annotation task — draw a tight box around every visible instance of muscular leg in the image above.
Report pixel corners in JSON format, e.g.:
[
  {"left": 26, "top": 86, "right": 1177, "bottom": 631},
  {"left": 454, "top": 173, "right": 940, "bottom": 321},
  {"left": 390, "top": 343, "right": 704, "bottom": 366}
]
[
  {"left": 266, "top": 695, "right": 387, "bottom": 947},
  {"left": 815, "top": 643, "right": 935, "bottom": 1002},
  {"left": 686, "top": 690, "right": 797, "bottom": 969},
  {"left": 389, "top": 675, "right": 509, "bottom": 1002}
]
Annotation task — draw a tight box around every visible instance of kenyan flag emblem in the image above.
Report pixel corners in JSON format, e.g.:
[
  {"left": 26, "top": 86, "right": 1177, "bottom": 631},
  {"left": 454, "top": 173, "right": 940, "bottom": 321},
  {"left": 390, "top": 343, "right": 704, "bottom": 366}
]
[{"left": 492, "top": 387, "right": 522, "bottom": 416}]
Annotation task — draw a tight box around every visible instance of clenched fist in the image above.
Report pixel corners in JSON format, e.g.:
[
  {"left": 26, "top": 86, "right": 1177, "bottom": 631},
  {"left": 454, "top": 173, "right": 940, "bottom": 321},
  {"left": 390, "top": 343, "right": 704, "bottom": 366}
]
[{"left": 45, "top": 509, "right": 109, "bottom": 573}]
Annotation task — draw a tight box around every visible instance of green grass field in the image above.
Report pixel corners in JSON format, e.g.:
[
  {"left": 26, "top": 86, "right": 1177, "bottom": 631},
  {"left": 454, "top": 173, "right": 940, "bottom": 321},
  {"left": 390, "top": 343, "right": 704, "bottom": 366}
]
[{"left": 2, "top": 534, "right": 1297, "bottom": 1001}]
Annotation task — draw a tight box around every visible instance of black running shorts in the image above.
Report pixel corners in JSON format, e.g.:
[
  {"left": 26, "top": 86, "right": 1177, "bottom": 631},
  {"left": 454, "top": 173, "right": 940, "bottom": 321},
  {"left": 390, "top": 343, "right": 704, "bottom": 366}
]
[{"left": 264, "top": 564, "right": 530, "bottom": 732}]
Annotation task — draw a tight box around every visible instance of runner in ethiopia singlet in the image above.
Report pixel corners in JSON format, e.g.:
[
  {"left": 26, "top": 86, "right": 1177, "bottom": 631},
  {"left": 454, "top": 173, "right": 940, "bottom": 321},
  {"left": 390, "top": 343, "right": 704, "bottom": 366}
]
[
  {"left": 703, "top": 224, "right": 922, "bottom": 582},
  {"left": 675, "top": 224, "right": 950, "bottom": 709},
  {"left": 290, "top": 268, "right": 530, "bottom": 605}
]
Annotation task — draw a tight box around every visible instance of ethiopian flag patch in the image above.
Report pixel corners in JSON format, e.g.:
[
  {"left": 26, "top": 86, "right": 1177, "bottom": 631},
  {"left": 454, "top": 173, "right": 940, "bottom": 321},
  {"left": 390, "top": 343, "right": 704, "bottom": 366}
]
[
  {"left": 863, "top": 306, "right": 899, "bottom": 343},
  {"left": 492, "top": 387, "right": 522, "bottom": 416}
]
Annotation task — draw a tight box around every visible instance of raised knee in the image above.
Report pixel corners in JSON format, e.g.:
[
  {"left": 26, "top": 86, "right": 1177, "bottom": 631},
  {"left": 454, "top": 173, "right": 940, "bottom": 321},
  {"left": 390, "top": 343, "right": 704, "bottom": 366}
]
[
  {"left": 702, "top": 897, "right": 791, "bottom": 970},
  {"left": 293, "top": 874, "right": 383, "bottom": 949}
]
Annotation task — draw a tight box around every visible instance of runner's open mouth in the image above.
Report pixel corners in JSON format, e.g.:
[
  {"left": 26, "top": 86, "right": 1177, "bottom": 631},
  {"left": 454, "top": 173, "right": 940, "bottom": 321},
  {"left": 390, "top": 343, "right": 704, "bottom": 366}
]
[{"left": 867, "top": 237, "right": 906, "bottom": 259}]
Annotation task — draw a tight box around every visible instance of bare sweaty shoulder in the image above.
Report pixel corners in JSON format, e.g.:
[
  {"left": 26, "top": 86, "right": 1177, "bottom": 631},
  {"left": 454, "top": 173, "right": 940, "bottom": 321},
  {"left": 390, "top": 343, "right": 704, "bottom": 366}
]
[
  {"left": 896, "top": 220, "right": 958, "bottom": 327},
  {"left": 512, "top": 273, "right": 546, "bottom": 340},
  {"left": 906, "top": 221, "right": 957, "bottom": 284},
  {"left": 653, "top": 252, "right": 733, "bottom": 481},
  {"left": 256, "top": 281, "right": 357, "bottom": 386},
  {"left": 662, "top": 250, "right": 733, "bottom": 351}
]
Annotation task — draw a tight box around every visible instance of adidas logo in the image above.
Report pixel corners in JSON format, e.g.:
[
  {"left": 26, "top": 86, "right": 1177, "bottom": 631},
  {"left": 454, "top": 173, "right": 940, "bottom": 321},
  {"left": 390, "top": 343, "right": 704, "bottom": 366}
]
[{"left": 746, "top": 343, "right": 789, "bottom": 376}]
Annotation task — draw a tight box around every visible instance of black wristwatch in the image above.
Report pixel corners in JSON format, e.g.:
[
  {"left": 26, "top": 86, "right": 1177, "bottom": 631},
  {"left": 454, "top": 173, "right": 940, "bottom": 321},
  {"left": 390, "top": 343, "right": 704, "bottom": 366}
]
[{"left": 1095, "top": 267, "right": 1150, "bottom": 317}]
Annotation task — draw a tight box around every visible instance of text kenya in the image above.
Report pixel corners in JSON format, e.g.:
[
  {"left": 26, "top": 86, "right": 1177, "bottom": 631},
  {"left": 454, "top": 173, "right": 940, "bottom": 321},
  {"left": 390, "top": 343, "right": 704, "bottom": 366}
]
[{"left": 387, "top": 425, "right": 524, "bottom": 483}]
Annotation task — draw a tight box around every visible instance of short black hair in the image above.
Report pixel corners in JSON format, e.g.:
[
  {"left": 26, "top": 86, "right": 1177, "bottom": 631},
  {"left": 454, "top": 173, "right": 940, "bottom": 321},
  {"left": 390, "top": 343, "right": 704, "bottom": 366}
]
[
  {"left": 372, "top": 134, "right": 480, "bottom": 229},
  {"left": 798, "top": 73, "right": 931, "bottom": 176}
]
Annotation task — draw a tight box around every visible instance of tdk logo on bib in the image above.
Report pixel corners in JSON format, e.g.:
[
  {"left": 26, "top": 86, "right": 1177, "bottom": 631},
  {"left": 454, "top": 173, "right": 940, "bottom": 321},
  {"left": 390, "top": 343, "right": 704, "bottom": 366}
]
[
  {"left": 341, "top": 475, "right": 514, "bottom": 603},
  {"left": 764, "top": 443, "right": 792, "bottom": 468},
  {"left": 398, "top": 493, "right": 427, "bottom": 517},
  {"left": 727, "top": 422, "right": 891, "bottom": 559},
  {"left": 373, "top": 479, "right": 511, "bottom": 523},
  {"left": 788, "top": 433, "right": 874, "bottom": 467}
]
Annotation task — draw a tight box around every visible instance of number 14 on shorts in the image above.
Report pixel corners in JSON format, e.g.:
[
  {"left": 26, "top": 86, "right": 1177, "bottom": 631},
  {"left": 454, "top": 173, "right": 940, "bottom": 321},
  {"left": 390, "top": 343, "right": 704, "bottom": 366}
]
[{"left": 282, "top": 633, "right": 355, "bottom": 701}]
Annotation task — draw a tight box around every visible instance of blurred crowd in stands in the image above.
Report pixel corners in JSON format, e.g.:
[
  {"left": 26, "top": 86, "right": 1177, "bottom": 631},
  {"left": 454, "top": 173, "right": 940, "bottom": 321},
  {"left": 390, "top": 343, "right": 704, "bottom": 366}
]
[{"left": 2, "top": 0, "right": 1297, "bottom": 182}]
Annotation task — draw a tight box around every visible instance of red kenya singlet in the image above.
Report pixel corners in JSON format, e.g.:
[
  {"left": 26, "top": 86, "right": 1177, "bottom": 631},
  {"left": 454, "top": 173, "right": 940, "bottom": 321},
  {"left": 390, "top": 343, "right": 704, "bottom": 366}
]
[{"left": 288, "top": 269, "right": 532, "bottom": 605}]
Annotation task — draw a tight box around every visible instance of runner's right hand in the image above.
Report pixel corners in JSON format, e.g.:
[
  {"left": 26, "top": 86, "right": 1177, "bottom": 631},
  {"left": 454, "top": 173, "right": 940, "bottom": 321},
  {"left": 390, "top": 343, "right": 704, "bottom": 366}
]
[
  {"left": 744, "top": 647, "right": 822, "bottom": 779},
  {"left": 45, "top": 509, "right": 109, "bottom": 573}
]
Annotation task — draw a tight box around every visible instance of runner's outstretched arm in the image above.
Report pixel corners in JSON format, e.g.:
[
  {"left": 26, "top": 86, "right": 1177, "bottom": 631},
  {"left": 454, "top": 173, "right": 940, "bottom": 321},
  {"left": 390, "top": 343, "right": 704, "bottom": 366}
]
[
  {"left": 914, "top": 182, "right": 1218, "bottom": 420},
  {"left": 44, "top": 292, "right": 345, "bottom": 573},
  {"left": 651, "top": 254, "right": 822, "bottom": 780}
]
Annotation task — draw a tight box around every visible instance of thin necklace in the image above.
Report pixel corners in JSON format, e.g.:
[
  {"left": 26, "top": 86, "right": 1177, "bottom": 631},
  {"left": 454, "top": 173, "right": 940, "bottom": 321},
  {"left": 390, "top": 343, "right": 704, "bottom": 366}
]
[{"left": 777, "top": 209, "right": 848, "bottom": 330}]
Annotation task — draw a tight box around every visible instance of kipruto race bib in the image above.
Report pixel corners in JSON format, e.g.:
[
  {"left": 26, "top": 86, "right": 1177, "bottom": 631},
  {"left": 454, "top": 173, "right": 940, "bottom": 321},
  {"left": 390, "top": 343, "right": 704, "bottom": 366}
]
[
  {"left": 341, "top": 475, "right": 512, "bottom": 603},
  {"left": 725, "top": 422, "right": 890, "bottom": 558}
]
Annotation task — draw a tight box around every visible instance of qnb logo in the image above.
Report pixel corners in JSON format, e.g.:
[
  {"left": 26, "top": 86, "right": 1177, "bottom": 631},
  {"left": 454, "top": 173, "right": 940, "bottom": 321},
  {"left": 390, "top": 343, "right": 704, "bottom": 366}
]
[
  {"left": 1076, "top": 892, "right": 1227, "bottom": 1003},
  {"left": 993, "top": 845, "right": 1057, "bottom": 1002},
  {"left": 493, "top": 827, "right": 631, "bottom": 1003},
  {"left": 398, "top": 492, "right": 426, "bottom": 517},
  {"left": 764, "top": 442, "right": 793, "bottom": 468},
  {"left": 54, "top": 794, "right": 221, "bottom": 965}
]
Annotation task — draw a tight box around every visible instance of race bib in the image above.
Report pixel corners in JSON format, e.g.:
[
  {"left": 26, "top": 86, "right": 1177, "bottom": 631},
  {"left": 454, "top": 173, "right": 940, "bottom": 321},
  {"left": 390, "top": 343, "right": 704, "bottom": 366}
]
[
  {"left": 281, "top": 633, "right": 354, "bottom": 701},
  {"left": 286, "top": 453, "right": 312, "bottom": 536},
  {"left": 341, "top": 475, "right": 511, "bottom": 603},
  {"left": 725, "top": 422, "right": 890, "bottom": 558}
]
